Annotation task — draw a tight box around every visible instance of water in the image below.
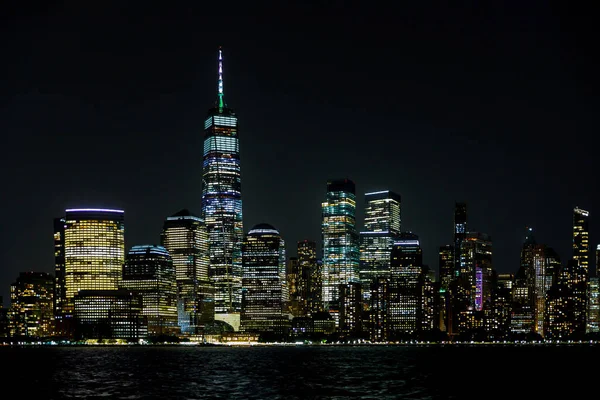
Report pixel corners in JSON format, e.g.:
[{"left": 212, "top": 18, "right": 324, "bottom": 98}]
[{"left": 0, "top": 344, "right": 594, "bottom": 399}]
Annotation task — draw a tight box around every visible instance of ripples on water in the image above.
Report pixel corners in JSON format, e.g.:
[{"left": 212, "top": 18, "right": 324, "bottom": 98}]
[{"left": 1, "top": 345, "right": 594, "bottom": 399}]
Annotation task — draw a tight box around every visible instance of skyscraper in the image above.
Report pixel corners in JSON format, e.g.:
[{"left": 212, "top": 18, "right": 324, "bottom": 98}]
[
  {"left": 121, "top": 245, "right": 179, "bottom": 336},
  {"left": 160, "top": 209, "right": 213, "bottom": 334},
  {"left": 321, "top": 179, "right": 360, "bottom": 319},
  {"left": 55, "top": 208, "right": 125, "bottom": 318},
  {"left": 297, "top": 240, "right": 318, "bottom": 316},
  {"left": 201, "top": 48, "right": 244, "bottom": 326},
  {"left": 359, "top": 190, "right": 401, "bottom": 293},
  {"left": 389, "top": 232, "right": 424, "bottom": 336},
  {"left": 573, "top": 207, "right": 590, "bottom": 271},
  {"left": 240, "top": 224, "right": 287, "bottom": 335},
  {"left": 8, "top": 272, "right": 54, "bottom": 338},
  {"left": 572, "top": 207, "right": 590, "bottom": 334}
]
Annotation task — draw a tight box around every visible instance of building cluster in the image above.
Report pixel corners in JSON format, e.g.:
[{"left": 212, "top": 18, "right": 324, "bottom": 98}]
[{"left": 0, "top": 50, "right": 597, "bottom": 344}]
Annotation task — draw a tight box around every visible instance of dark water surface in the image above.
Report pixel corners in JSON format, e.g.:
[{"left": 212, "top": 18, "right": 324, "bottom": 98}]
[{"left": 1, "top": 345, "right": 594, "bottom": 399}]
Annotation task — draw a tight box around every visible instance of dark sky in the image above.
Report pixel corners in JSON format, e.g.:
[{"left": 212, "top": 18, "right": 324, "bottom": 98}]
[{"left": 0, "top": 2, "right": 597, "bottom": 305}]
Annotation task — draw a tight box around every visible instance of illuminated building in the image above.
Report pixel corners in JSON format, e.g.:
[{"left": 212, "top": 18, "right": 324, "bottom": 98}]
[
  {"left": 286, "top": 256, "right": 300, "bottom": 316},
  {"left": 240, "top": 224, "right": 288, "bottom": 335},
  {"left": 322, "top": 179, "right": 360, "bottom": 321},
  {"left": 74, "top": 289, "right": 147, "bottom": 340},
  {"left": 545, "top": 260, "right": 578, "bottom": 340},
  {"left": 388, "top": 233, "right": 423, "bottom": 337},
  {"left": 510, "top": 228, "right": 536, "bottom": 335},
  {"left": 573, "top": 207, "right": 590, "bottom": 272},
  {"left": 454, "top": 202, "right": 467, "bottom": 274},
  {"left": 462, "top": 232, "right": 493, "bottom": 312},
  {"left": 448, "top": 202, "right": 468, "bottom": 336},
  {"left": 8, "top": 272, "right": 54, "bottom": 338},
  {"left": 298, "top": 240, "right": 318, "bottom": 316},
  {"left": 121, "top": 245, "right": 179, "bottom": 336},
  {"left": 487, "top": 272, "right": 513, "bottom": 339},
  {"left": 369, "top": 277, "right": 389, "bottom": 342},
  {"left": 53, "top": 208, "right": 125, "bottom": 337},
  {"left": 53, "top": 217, "right": 66, "bottom": 329},
  {"left": 587, "top": 277, "right": 600, "bottom": 333},
  {"left": 572, "top": 207, "right": 590, "bottom": 332},
  {"left": 339, "top": 282, "right": 362, "bottom": 337},
  {"left": 438, "top": 245, "right": 454, "bottom": 332},
  {"left": 201, "top": 48, "right": 244, "bottom": 327},
  {"left": 359, "top": 190, "right": 401, "bottom": 298},
  {"left": 419, "top": 266, "right": 436, "bottom": 332},
  {"left": 160, "top": 209, "right": 213, "bottom": 334}
]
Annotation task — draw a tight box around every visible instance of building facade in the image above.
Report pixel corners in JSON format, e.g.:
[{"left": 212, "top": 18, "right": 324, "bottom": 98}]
[
  {"left": 54, "top": 208, "right": 125, "bottom": 337},
  {"left": 321, "top": 179, "right": 360, "bottom": 321},
  {"left": 121, "top": 245, "right": 179, "bottom": 336},
  {"left": 8, "top": 272, "right": 54, "bottom": 338},
  {"left": 160, "top": 209, "right": 213, "bottom": 334},
  {"left": 240, "top": 224, "right": 288, "bottom": 335}
]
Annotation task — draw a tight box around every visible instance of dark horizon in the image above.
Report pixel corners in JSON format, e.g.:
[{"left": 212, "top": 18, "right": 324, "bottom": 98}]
[{"left": 0, "top": 2, "right": 597, "bottom": 304}]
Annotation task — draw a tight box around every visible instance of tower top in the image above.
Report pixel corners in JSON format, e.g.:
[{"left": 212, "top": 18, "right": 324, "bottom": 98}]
[{"left": 217, "top": 47, "right": 225, "bottom": 111}]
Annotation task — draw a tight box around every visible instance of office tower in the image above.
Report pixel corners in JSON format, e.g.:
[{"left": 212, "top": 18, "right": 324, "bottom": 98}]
[
  {"left": 369, "top": 277, "right": 389, "bottom": 342},
  {"left": 419, "top": 265, "right": 436, "bottom": 333},
  {"left": 388, "top": 232, "right": 423, "bottom": 337},
  {"left": 488, "top": 272, "right": 513, "bottom": 339},
  {"left": 160, "top": 209, "right": 213, "bottom": 334},
  {"left": 572, "top": 207, "right": 590, "bottom": 335},
  {"left": 545, "top": 259, "right": 579, "bottom": 340},
  {"left": 240, "top": 224, "right": 288, "bottom": 335},
  {"left": 53, "top": 217, "right": 66, "bottom": 327},
  {"left": 322, "top": 179, "right": 360, "bottom": 320},
  {"left": 462, "top": 232, "right": 493, "bottom": 311},
  {"left": 510, "top": 228, "right": 536, "bottom": 335},
  {"left": 573, "top": 207, "right": 590, "bottom": 271},
  {"left": 297, "top": 240, "right": 319, "bottom": 315},
  {"left": 587, "top": 277, "right": 600, "bottom": 333},
  {"left": 296, "top": 240, "right": 314, "bottom": 317},
  {"left": 121, "top": 245, "right": 179, "bottom": 336},
  {"left": 8, "top": 272, "right": 54, "bottom": 337},
  {"left": 286, "top": 257, "right": 300, "bottom": 316},
  {"left": 74, "top": 289, "right": 146, "bottom": 340},
  {"left": 201, "top": 48, "right": 244, "bottom": 326},
  {"left": 339, "top": 282, "right": 362, "bottom": 337},
  {"left": 55, "top": 208, "right": 125, "bottom": 321},
  {"left": 438, "top": 245, "right": 454, "bottom": 333},
  {"left": 454, "top": 202, "right": 467, "bottom": 274},
  {"left": 359, "top": 190, "right": 401, "bottom": 296}
]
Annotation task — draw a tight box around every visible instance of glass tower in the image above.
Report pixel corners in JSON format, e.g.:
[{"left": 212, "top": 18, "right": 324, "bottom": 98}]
[
  {"left": 201, "top": 48, "right": 243, "bottom": 327},
  {"left": 121, "top": 245, "right": 179, "bottom": 336},
  {"left": 321, "top": 179, "right": 360, "bottom": 312},
  {"left": 241, "top": 224, "right": 287, "bottom": 333},
  {"left": 160, "top": 209, "right": 213, "bottom": 334},
  {"left": 359, "top": 190, "right": 401, "bottom": 294},
  {"left": 59, "top": 208, "right": 125, "bottom": 316}
]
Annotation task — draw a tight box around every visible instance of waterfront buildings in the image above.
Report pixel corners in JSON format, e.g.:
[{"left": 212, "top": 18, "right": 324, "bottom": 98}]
[
  {"left": 200, "top": 48, "right": 244, "bottom": 329},
  {"left": 121, "top": 245, "right": 179, "bottom": 335},
  {"left": 160, "top": 209, "right": 213, "bottom": 334}
]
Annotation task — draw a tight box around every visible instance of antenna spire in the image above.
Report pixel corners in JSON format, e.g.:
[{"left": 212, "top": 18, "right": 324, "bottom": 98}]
[{"left": 217, "top": 47, "right": 225, "bottom": 111}]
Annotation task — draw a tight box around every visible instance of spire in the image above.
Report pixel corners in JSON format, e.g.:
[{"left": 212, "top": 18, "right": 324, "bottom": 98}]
[{"left": 217, "top": 46, "right": 225, "bottom": 111}]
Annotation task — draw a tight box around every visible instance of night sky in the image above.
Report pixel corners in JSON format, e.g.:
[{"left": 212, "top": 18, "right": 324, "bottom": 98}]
[{"left": 0, "top": 2, "right": 597, "bottom": 305}]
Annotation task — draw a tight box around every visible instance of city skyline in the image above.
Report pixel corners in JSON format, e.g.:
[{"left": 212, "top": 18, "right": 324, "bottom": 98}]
[{"left": 0, "top": 3, "right": 596, "bottom": 305}]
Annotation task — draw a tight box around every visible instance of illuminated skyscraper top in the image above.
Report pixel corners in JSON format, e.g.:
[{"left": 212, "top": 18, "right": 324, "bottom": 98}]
[
  {"left": 201, "top": 48, "right": 243, "bottom": 328},
  {"left": 363, "top": 190, "right": 401, "bottom": 234}
]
